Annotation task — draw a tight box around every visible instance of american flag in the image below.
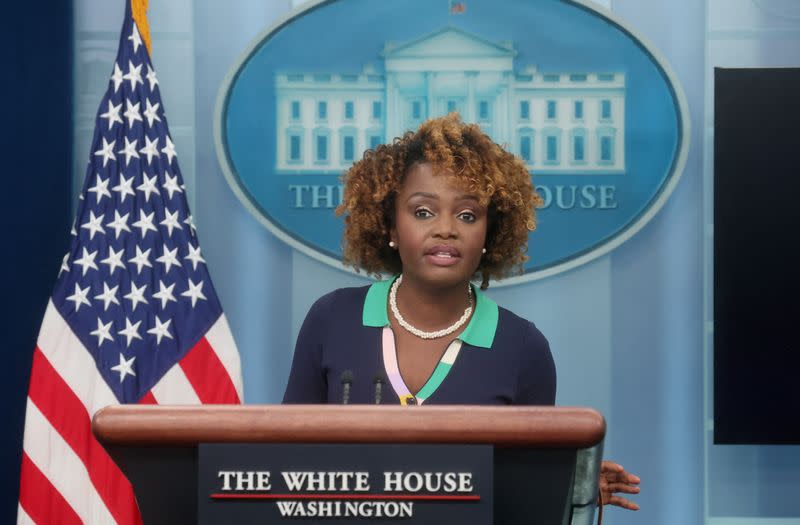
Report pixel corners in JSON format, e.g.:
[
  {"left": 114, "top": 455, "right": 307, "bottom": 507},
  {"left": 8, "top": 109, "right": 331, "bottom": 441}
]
[
  {"left": 17, "top": 2, "right": 243, "bottom": 523},
  {"left": 449, "top": 1, "right": 466, "bottom": 14}
]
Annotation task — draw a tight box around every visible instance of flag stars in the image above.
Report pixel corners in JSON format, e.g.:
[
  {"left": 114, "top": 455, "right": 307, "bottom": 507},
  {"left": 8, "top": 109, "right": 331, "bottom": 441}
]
[
  {"left": 124, "top": 282, "right": 148, "bottom": 311},
  {"left": 66, "top": 283, "right": 92, "bottom": 312},
  {"left": 123, "top": 60, "right": 143, "bottom": 91},
  {"left": 112, "top": 173, "right": 136, "bottom": 204},
  {"left": 147, "top": 316, "right": 173, "bottom": 345},
  {"left": 156, "top": 246, "right": 181, "bottom": 273},
  {"left": 101, "top": 246, "right": 126, "bottom": 274},
  {"left": 74, "top": 247, "right": 99, "bottom": 276},
  {"left": 124, "top": 98, "right": 142, "bottom": 128},
  {"left": 161, "top": 136, "right": 177, "bottom": 164},
  {"left": 117, "top": 137, "right": 140, "bottom": 167},
  {"left": 87, "top": 174, "right": 111, "bottom": 204},
  {"left": 54, "top": 11, "right": 232, "bottom": 401},
  {"left": 111, "top": 62, "right": 124, "bottom": 93},
  {"left": 146, "top": 65, "right": 158, "bottom": 91},
  {"left": 106, "top": 210, "right": 132, "bottom": 239},
  {"left": 139, "top": 135, "right": 159, "bottom": 164},
  {"left": 184, "top": 214, "right": 197, "bottom": 235},
  {"left": 184, "top": 244, "right": 205, "bottom": 271},
  {"left": 152, "top": 280, "right": 177, "bottom": 309},
  {"left": 181, "top": 278, "right": 207, "bottom": 307},
  {"left": 94, "top": 282, "right": 120, "bottom": 311},
  {"left": 162, "top": 173, "right": 183, "bottom": 200},
  {"left": 143, "top": 98, "right": 161, "bottom": 127},
  {"left": 132, "top": 209, "right": 158, "bottom": 237},
  {"left": 99, "top": 100, "right": 123, "bottom": 130},
  {"left": 53, "top": 11, "right": 232, "bottom": 399},
  {"left": 90, "top": 318, "right": 115, "bottom": 346},
  {"left": 59, "top": 252, "right": 70, "bottom": 276},
  {"left": 118, "top": 318, "right": 143, "bottom": 347},
  {"left": 128, "top": 24, "right": 143, "bottom": 53},
  {"left": 94, "top": 138, "right": 116, "bottom": 167},
  {"left": 111, "top": 353, "right": 136, "bottom": 382},
  {"left": 128, "top": 245, "right": 153, "bottom": 274},
  {"left": 160, "top": 209, "right": 182, "bottom": 237},
  {"left": 80, "top": 211, "right": 106, "bottom": 240},
  {"left": 137, "top": 174, "right": 160, "bottom": 203}
]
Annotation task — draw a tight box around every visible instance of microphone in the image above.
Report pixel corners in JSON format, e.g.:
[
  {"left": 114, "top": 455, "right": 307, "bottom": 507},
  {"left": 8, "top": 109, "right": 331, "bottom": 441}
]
[
  {"left": 373, "top": 374, "right": 386, "bottom": 405},
  {"left": 340, "top": 370, "right": 353, "bottom": 405}
]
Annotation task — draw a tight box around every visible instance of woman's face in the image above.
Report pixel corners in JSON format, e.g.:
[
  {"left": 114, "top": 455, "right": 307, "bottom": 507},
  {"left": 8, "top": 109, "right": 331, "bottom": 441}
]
[{"left": 390, "top": 162, "right": 487, "bottom": 289}]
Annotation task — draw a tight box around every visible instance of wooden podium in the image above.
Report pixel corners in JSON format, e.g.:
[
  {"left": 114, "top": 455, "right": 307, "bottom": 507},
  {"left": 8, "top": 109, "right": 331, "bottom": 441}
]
[{"left": 93, "top": 405, "right": 605, "bottom": 524}]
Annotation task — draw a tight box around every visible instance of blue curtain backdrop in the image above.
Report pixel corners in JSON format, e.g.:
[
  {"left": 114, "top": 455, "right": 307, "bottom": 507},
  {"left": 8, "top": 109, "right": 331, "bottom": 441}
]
[
  {"left": 2, "top": 0, "right": 799, "bottom": 523},
  {"left": 0, "top": 2, "right": 73, "bottom": 523}
]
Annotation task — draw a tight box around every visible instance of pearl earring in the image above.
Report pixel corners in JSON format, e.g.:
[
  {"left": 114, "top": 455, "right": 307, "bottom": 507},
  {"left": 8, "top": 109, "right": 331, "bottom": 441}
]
[
  {"left": 389, "top": 241, "right": 396, "bottom": 248},
  {"left": 482, "top": 248, "right": 487, "bottom": 254}
]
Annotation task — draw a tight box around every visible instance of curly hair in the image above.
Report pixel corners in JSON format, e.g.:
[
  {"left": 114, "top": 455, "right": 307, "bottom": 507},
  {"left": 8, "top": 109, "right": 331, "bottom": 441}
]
[{"left": 336, "top": 113, "right": 542, "bottom": 289}]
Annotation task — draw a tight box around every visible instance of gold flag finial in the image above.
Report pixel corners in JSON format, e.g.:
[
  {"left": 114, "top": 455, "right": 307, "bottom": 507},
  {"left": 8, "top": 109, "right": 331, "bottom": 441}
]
[{"left": 131, "top": 0, "right": 152, "bottom": 56}]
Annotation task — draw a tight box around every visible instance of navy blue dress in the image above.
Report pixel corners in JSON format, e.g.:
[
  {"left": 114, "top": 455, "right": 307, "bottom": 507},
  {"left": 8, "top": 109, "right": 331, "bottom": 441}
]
[{"left": 282, "top": 279, "right": 556, "bottom": 406}]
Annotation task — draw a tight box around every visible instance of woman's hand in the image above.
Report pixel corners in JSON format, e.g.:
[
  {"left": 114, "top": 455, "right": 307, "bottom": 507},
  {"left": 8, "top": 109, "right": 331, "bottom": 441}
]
[{"left": 599, "top": 461, "right": 640, "bottom": 510}]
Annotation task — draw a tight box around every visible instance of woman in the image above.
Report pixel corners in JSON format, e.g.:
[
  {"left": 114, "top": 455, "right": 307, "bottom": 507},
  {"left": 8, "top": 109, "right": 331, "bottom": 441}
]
[{"left": 283, "top": 113, "right": 640, "bottom": 510}]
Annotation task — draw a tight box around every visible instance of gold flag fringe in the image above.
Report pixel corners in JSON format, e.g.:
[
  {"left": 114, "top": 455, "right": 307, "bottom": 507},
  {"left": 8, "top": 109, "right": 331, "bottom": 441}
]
[{"left": 131, "top": 0, "right": 152, "bottom": 56}]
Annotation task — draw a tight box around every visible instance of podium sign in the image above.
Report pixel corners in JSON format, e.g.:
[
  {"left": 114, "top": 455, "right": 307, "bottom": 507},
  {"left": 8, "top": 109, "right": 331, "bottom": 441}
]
[
  {"left": 92, "top": 405, "right": 605, "bottom": 524},
  {"left": 198, "top": 444, "right": 493, "bottom": 524}
]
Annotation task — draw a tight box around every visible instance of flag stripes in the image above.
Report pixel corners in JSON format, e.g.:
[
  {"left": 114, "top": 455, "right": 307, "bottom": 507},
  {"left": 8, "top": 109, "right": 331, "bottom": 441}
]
[
  {"left": 16, "top": 505, "right": 38, "bottom": 525},
  {"left": 36, "top": 301, "right": 119, "bottom": 415},
  {"left": 150, "top": 363, "right": 202, "bottom": 404},
  {"left": 179, "top": 336, "right": 241, "bottom": 404},
  {"left": 21, "top": 400, "right": 118, "bottom": 524},
  {"left": 18, "top": 455, "right": 82, "bottom": 525},
  {"left": 26, "top": 350, "right": 141, "bottom": 525},
  {"left": 138, "top": 391, "right": 158, "bottom": 404},
  {"left": 205, "top": 314, "right": 244, "bottom": 400}
]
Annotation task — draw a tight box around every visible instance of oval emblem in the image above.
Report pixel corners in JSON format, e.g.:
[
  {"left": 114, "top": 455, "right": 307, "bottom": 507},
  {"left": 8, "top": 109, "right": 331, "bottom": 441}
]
[{"left": 215, "top": 0, "right": 689, "bottom": 284}]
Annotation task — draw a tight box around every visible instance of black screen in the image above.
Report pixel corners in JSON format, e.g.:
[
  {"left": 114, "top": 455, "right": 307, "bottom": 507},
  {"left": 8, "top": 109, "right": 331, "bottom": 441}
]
[{"left": 714, "top": 68, "right": 800, "bottom": 444}]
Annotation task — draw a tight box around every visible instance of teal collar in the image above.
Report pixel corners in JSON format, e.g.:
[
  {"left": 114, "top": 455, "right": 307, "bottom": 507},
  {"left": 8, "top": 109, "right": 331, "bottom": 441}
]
[{"left": 362, "top": 277, "right": 498, "bottom": 349}]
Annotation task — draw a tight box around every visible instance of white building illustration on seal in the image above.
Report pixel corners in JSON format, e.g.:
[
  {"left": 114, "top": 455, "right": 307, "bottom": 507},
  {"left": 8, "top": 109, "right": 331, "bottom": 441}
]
[{"left": 275, "top": 27, "right": 625, "bottom": 175}]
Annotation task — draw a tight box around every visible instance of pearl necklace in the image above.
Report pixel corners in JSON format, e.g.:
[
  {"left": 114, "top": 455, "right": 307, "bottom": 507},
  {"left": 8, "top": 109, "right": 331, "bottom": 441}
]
[{"left": 389, "top": 275, "right": 473, "bottom": 339}]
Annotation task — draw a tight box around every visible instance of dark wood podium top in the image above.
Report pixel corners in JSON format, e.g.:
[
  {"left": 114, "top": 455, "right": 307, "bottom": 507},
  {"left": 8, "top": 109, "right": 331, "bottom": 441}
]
[{"left": 92, "top": 405, "right": 604, "bottom": 448}]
